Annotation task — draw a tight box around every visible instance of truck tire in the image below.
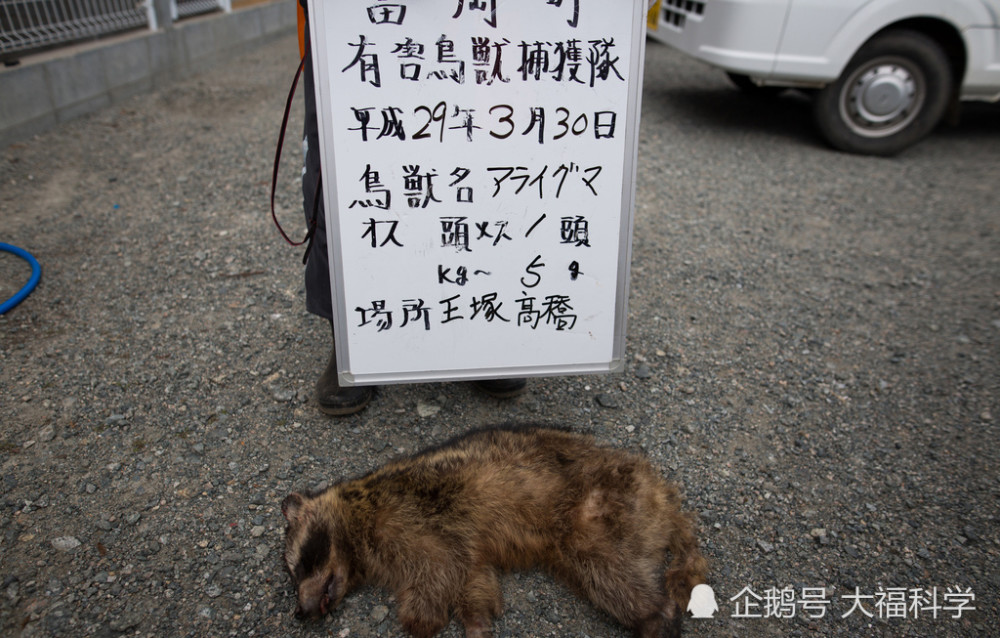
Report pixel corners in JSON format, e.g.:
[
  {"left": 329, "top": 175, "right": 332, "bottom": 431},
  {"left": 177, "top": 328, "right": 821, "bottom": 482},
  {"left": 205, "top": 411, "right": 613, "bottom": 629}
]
[{"left": 814, "top": 30, "right": 952, "bottom": 156}]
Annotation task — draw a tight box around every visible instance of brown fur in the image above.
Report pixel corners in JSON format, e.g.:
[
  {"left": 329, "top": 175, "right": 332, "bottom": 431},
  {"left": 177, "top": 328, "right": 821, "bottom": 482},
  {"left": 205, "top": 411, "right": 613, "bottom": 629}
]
[{"left": 281, "top": 426, "right": 707, "bottom": 638}]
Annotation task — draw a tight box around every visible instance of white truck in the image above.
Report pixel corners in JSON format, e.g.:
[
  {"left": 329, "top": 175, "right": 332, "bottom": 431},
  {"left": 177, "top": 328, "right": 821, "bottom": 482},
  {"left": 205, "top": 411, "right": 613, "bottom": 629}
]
[{"left": 647, "top": 0, "right": 1000, "bottom": 155}]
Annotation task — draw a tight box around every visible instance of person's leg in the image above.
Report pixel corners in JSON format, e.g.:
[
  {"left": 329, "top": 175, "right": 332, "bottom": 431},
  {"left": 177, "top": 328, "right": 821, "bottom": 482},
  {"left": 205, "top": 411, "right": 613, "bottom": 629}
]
[{"left": 301, "top": 0, "right": 374, "bottom": 416}]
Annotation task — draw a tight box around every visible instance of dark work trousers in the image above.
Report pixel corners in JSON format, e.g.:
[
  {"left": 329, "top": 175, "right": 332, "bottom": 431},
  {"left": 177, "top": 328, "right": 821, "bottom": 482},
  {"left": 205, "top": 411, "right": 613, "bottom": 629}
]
[{"left": 300, "top": 0, "right": 333, "bottom": 321}]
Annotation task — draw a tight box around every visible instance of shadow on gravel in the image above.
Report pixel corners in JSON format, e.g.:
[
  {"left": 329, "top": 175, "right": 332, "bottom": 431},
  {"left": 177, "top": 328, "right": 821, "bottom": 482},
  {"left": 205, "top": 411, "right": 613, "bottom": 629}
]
[
  {"left": 940, "top": 101, "right": 1000, "bottom": 141},
  {"left": 650, "top": 86, "right": 818, "bottom": 146},
  {"left": 650, "top": 86, "right": 1000, "bottom": 153}
]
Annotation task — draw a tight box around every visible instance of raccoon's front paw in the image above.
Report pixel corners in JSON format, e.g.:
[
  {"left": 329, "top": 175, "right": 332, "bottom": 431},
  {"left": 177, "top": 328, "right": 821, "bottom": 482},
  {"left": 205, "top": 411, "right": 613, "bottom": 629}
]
[{"left": 461, "top": 614, "right": 493, "bottom": 638}]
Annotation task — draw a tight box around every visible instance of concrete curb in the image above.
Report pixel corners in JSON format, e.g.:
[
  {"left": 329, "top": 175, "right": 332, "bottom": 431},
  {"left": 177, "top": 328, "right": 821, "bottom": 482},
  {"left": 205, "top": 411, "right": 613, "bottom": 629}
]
[{"left": 0, "top": 0, "right": 297, "bottom": 147}]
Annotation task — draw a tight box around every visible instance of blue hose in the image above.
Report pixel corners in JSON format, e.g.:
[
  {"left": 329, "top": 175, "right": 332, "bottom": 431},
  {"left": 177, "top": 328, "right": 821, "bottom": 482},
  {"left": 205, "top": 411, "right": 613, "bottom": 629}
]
[{"left": 0, "top": 243, "right": 42, "bottom": 314}]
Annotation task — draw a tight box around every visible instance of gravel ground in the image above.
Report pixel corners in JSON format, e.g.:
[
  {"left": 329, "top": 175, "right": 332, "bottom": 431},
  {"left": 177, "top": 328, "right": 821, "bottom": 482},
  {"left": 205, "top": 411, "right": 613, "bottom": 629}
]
[{"left": 2, "top": 32, "right": 998, "bottom": 638}]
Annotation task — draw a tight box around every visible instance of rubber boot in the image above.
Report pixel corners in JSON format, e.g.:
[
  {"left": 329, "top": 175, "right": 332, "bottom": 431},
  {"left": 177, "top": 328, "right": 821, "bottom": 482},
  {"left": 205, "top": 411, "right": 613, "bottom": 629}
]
[
  {"left": 315, "top": 321, "right": 375, "bottom": 416},
  {"left": 472, "top": 378, "right": 528, "bottom": 398}
]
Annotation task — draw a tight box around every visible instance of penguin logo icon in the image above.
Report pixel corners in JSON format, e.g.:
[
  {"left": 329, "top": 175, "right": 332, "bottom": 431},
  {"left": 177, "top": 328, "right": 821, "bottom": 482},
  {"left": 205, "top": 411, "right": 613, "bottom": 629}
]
[{"left": 687, "top": 584, "right": 719, "bottom": 618}]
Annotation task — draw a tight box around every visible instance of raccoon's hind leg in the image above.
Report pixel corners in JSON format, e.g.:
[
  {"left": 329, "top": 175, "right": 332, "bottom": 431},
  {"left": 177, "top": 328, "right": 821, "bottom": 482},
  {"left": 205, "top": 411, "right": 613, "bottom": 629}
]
[
  {"left": 396, "top": 586, "right": 451, "bottom": 638},
  {"left": 554, "top": 549, "right": 670, "bottom": 636},
  {"left": 457, "top": 566, "right": 502, "bottom": 638},
  {"left": 635, "top": 608, "right": 681, "bottom": 638}
]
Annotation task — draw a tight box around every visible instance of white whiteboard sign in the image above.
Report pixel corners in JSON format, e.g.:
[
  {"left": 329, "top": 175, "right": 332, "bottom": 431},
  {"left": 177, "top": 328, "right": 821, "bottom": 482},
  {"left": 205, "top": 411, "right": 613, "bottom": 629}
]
[{"left": 307, "top": 0, "right": 647, "bottom": 385}]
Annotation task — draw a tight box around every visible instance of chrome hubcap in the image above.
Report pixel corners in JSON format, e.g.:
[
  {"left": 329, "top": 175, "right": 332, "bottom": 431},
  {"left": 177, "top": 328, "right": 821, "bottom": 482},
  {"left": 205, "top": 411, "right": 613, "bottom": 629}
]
[{"left": 841, "top": 59, "right": 923, "bottom": 138}]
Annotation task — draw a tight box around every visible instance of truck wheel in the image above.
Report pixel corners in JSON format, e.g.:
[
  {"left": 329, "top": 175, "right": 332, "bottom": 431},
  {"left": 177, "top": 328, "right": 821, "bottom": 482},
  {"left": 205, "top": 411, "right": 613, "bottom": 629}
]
[{"left": 814, "top": 30, "right": 952, "bottom": 156}]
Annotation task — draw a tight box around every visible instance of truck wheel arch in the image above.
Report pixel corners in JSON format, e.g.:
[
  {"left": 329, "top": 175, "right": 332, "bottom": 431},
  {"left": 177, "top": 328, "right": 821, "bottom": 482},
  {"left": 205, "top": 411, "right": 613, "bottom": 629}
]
[{"left": 815, "top": 0, "right": 973, "bottom": 82}]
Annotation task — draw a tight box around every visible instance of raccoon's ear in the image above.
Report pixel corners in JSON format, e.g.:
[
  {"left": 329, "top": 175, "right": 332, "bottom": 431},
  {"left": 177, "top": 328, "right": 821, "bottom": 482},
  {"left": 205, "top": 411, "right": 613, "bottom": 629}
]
[{"left": 282, "top": 493, "right": 307, "bottom": 523}]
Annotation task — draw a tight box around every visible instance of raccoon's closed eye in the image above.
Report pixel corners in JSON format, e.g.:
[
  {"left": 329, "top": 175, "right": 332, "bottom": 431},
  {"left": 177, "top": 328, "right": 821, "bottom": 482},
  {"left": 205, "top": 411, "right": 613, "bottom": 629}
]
[{"left": 295, "top": 527, "right": 332, "bottom": 581}]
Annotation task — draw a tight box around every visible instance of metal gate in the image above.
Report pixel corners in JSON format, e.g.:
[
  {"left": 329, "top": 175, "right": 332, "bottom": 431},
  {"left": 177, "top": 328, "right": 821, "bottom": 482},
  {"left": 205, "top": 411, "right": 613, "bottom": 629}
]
[
  {"left": 175, "top": 0, "right": 230, "bottom": 20},
  {"left": 1, "top": 0, "right": 230, "bottom": 59}
]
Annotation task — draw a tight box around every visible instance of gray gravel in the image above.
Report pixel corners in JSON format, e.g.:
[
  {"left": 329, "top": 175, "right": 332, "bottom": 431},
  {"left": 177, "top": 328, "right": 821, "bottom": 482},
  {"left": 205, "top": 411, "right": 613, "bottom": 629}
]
[{"left": 2, "top": 33, "right": 998, "bottom": 638}]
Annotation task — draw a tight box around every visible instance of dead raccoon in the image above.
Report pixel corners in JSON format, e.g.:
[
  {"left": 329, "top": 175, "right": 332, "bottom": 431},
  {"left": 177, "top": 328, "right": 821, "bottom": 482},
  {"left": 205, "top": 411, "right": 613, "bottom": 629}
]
[{"left": 281, "top": 426, "right": 707, "bottom": 638}]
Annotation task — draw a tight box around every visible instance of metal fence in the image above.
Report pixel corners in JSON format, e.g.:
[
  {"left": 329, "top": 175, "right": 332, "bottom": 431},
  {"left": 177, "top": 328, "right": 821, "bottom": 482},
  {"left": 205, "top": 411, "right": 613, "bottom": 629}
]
[
  {"left": 1, "top": 0, "right": 229, "bottom": 59},
  {"left": 176, "top": 0, "right": 229, "bottom": 20}
]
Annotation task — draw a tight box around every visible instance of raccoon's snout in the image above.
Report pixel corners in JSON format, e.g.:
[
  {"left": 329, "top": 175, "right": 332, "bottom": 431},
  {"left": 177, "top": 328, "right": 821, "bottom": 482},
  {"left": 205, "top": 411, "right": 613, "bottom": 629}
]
[
  {"left": 295, "top": 574, "right": 339, "bottom": 619},
  {"left": 294, "top": 592, "right": 329, "bottom": 619}
]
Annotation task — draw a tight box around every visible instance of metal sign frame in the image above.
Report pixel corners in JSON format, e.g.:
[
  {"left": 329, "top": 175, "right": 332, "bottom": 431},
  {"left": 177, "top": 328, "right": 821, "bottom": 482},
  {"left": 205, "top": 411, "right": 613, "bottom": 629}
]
[{"left": 307, "top": 0, "right": 647, "bottom": 385}]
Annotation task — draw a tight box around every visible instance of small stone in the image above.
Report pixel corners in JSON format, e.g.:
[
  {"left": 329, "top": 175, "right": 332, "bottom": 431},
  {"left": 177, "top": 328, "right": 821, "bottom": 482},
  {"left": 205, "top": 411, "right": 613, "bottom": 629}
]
[
  {"left": 757, "top": 540, "right": 774, "bottom": 554},
  {"left": 250, "top": 526, "right": 266, "bottom": 538},
  {"left": 371, "top": 604, "right": 390, "bottom": 623},
  {"left": 270, "top": 385, "right": 296, "bottom": 402},
  {"left": 38, "top": 425, "right": 56, "bottom": 442},
  {"left": 206, "top": 584, "right": 222, "bottom": 598},
  {"left": 51, "top": 536, "right": 81, "bottom": 552},
  {"left": 595, "top": 393, "right": 619, "bottom": 408},
  {"left": 634, "top": 364, "right": 653, "bottom": 379},
  {"left": 417, "top": 399, "right": 442, "bottom": 418},
  {"left": 109, "top": 613, "right": 140, "bottom": 633}
]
